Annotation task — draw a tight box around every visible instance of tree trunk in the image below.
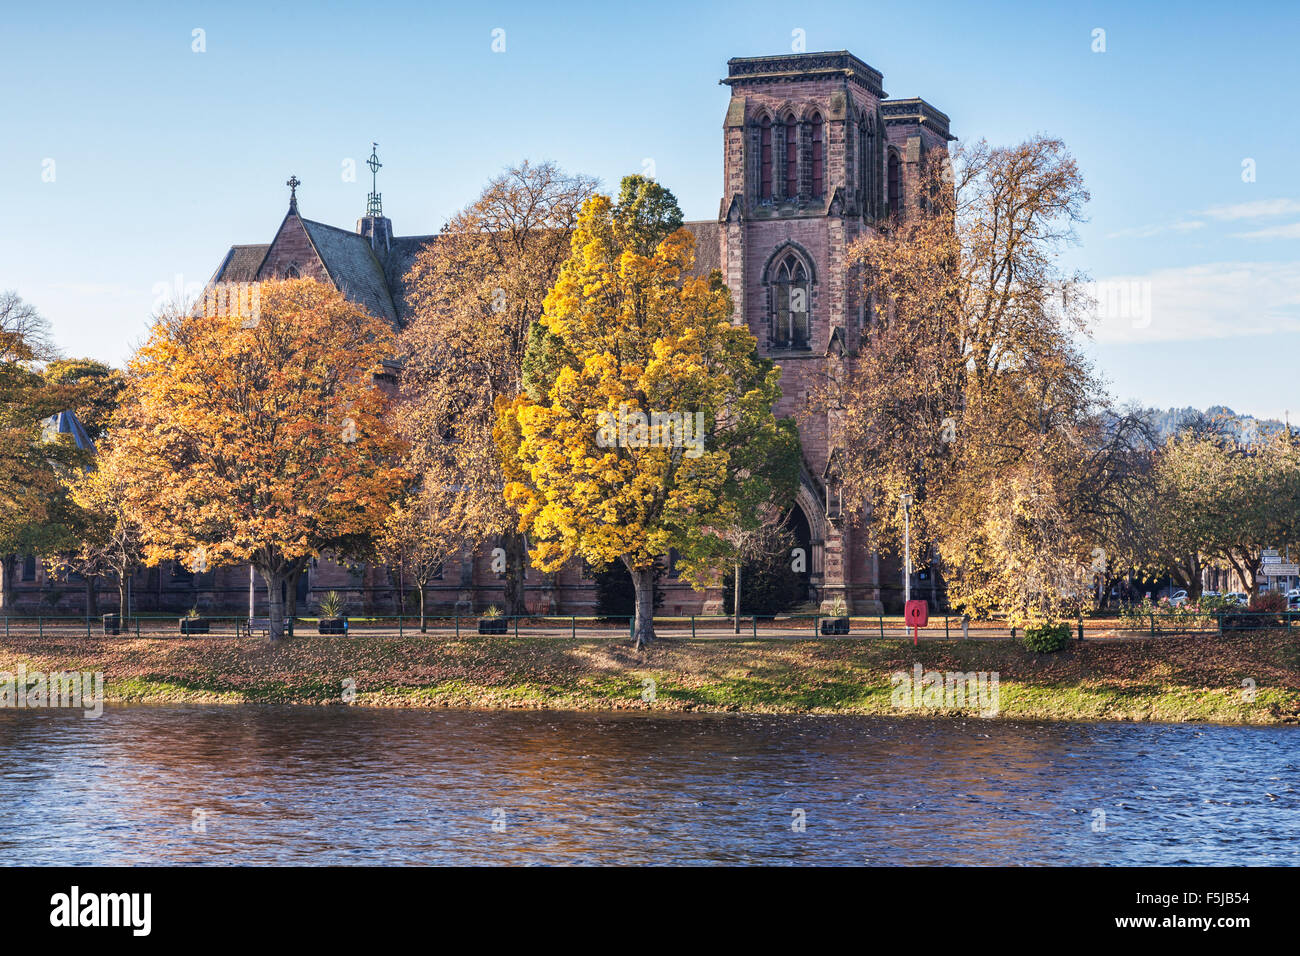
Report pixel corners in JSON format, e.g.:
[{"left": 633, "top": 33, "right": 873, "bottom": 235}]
[
  {"left": 118, "top": 573, "right": 128, "bottom": 618},
  {"left": 286, "top": 567, "right": 300, "bottom": 638},
  {"left": 262, "top": 570, "right": 287, "bottom": 640},
  {"left": 418, "top": 582, "right": 427, "bottom": 633},
  {"left": 733, "top": 559, "right": 742, "bottom": 634},
  {"left": 625, "top": 560, "right": 655, "bottom": 650},
  {"left": 0, "top": 554, "right": 13, "bottom": 617},
  {"left": 503, "top": 530, "right": 528, "bottom": 617}
]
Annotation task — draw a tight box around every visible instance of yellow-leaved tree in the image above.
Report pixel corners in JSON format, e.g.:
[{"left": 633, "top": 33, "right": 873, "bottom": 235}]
[
  {"left": 497, "top": 176, "right": 798, "bottom": 649},
  {"left": 113, "top": 279, "right": 406, "bottom": 638}
]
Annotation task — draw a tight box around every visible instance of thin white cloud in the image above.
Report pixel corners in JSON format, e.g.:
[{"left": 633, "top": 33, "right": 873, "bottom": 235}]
[
  {"left": 1201, "top": 198, "right": 1300, "bottom": 220},
  {"left": 1104, "top": 220, "right": 1204, "bottom": 240},
  {"left": 1231, "top": 222, "right": 1300, "bottom": 240},
  {"left": 1087, "top": 260, "right": 1300, "bottom": 344}
]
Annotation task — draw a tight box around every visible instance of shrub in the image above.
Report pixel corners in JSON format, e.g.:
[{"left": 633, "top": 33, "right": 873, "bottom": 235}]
[
  {"left": 1022, "top": 621, "right": 1072, "bottom": 653},
  {"left": 1248, "top": 592, "right": 1286, "bottom": 613},
  {"left": 318, "top": 590, "right": 344, "bottom": 619}
]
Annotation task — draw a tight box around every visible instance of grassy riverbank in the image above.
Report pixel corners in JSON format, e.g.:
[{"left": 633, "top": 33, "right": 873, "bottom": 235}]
[{"left": 1, "top": 630, "right": 1297, "bottom": 724}]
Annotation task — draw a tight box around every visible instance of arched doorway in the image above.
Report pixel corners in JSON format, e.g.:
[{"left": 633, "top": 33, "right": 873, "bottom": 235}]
[{"left": 783, "top": 503, "right": 814, "bottom": 604}]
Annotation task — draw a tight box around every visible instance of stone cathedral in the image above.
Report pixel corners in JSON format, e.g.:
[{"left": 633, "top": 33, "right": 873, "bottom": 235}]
[{"left": 21, "top": 50, "right": 948, "bottom": 618}]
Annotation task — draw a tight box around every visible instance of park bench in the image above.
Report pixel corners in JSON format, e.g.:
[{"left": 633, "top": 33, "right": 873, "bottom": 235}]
[{"left": 243, "top": 617, "right": 272, "bottom": 639}]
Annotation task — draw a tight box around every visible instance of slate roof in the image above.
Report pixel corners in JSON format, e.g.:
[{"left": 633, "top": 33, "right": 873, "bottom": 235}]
[
  {"left": 682, "top": 220, "right": 721, "bottom": 278},
  {"left": 211, "top": 244, "right": 269, "bottom": 284},
  {"left": 210, "top": 214, "right": 723, "bottom": 328},
  {"left": 296, "top": 219, "right": 401, "bottom": 325},
  {"left": 42, "top": 410, "right": 96, "bottom": 454}
]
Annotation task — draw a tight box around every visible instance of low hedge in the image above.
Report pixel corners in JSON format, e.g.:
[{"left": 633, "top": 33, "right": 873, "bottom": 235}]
[{"left": 1022, "top": 622, "right": 1072, "bottom": 653}]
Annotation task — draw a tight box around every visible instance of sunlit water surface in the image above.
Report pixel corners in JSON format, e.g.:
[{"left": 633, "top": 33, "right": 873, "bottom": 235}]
[{"left": 1, "top": 707, "right": 1296, "bottom": 865}]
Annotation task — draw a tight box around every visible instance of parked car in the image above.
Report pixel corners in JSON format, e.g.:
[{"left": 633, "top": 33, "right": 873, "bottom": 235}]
[
  {"left": 1169, "top": 589, "right": 1189, "bottom": 607},
  {"left": 1288, "top": 594, "right": 1300, "bottom": 611},
  {"left": 1226, "top": 592, "right": 1249, "bottom": 607}
]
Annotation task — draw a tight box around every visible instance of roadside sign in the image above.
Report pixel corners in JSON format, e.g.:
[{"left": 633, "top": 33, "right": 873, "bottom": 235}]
[
  {"left": 1264, "top": 563, "right": 1299, "bottom": 576},
  {"left": 1263, "top": 549, "right": 1280, "bottom": 557},
  {"left": 1263, "top": 554, "right": 1281, "bottom": 564}
]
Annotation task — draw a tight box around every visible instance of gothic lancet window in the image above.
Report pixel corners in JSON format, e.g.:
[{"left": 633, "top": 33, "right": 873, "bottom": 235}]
[
  {"left": 888, "top": 150, "right": 902, "bottom": 219},
  {"left": 810, "top": 112, "right": 824, "bottom": 199},
  {"left": 759, "top": 117, "right": 773, "bottom": 200},
  {"left": 858, "top": 121, "right": 868, "bottom": 217},
  {"left": 784, "top": 116, "right": 798, "bottom": 199},
  {"left": 770, "top": 252, "right": 810, "bottom": 349}
]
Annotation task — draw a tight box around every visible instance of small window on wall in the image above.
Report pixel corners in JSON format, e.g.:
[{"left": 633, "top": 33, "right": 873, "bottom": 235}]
[
  {"left": 284, "top": 264, "right": 300, "bottom": 279},
  {"left": 666, "top": 548, "right": 680, "bottom": 580},
  {"left": 21, "top": 554, "right": 37, "bottom": 582}
]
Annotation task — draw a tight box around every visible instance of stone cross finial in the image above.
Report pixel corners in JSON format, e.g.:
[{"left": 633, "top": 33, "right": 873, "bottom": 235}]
[{"left": 286, "top": 175, "right": 301, "bottom": 213}]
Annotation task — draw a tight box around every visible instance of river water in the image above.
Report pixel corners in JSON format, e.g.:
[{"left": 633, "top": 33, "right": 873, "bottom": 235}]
[{"left": 1, "top": 707, "right": 1295, "bottom": 865}]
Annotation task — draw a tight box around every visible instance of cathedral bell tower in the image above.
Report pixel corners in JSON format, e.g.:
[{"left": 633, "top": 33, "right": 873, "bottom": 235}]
[{"left": 713, "top": 52, "right": 951, "bottom": 615}]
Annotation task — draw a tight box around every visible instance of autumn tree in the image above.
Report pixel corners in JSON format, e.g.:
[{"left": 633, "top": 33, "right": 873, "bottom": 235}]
[
  {"left": 1151, "top": 432, "right": 1300, "bottom": 597},
  {"left": 57, "top": 439, "right": 146, "bottom": 615},
  {"left": 375, "top": 491, "right": 455, "bottom": 632},
  {"left": 399, "top": 161, "right": 598, "bottom": 616},
  {"left": 0, "top": 291, "right": 87, "bottom": 613},
  {"left": 43, "top": 358, "right": 125, "bottom": 444},
  {"left": 498, "top": 176, "right": 798, "bottom": 649},
  {"left": 831, "top": 138, "right": 1150, "bottom": 622},
  {"left": 719, "top": 519, "right": 799, "bottom": 631},
  {"left": 112, "top": 279, "right": 405, "bottom": 638}
]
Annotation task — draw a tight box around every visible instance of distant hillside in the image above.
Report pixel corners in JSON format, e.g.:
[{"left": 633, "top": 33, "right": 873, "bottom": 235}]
[{"left": 1142, "top": 406, "right": 1293, "bottom": 444}]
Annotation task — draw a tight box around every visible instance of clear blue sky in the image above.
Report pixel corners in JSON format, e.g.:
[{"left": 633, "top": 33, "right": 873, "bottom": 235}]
[{"left": 4, "top": 0, "right": 1299, "bottom": 419}]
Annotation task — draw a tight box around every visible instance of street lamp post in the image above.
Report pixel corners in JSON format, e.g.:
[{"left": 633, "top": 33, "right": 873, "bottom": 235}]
[{"left": 901, "top": 494, "right": 914, "bottom": 605}]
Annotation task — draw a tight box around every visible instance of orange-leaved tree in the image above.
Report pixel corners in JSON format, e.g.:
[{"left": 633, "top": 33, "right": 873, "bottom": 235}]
[{"left": 114, "top": 278, "right": 406, "bottom": 638}]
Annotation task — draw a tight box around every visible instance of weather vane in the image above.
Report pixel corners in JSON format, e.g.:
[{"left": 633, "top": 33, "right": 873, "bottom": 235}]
[{"left": 366, "top": 144, "right": 382, "bottom": 217}]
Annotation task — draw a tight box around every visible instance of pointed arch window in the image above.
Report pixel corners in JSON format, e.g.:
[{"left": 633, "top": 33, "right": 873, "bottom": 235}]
[
  {"left": 771, "top": 252, "right": 810, "bottom": 349},
  {"left": 784, "top": 116, "right": 798, "bottom": 199},
  {"left": 888, "top": 151, "right": 902, "bottom": 219},
  {"left": 810, "top": 112, "right": 824, "bottom": 199},
  {"left": 759, "top": 117, "right": 773, "bottom": 200}
]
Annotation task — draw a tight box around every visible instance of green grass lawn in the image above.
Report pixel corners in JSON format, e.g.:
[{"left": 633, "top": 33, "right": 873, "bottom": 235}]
[{"left": 1, "top": 630, "right": 1297, "bottom": 724}]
